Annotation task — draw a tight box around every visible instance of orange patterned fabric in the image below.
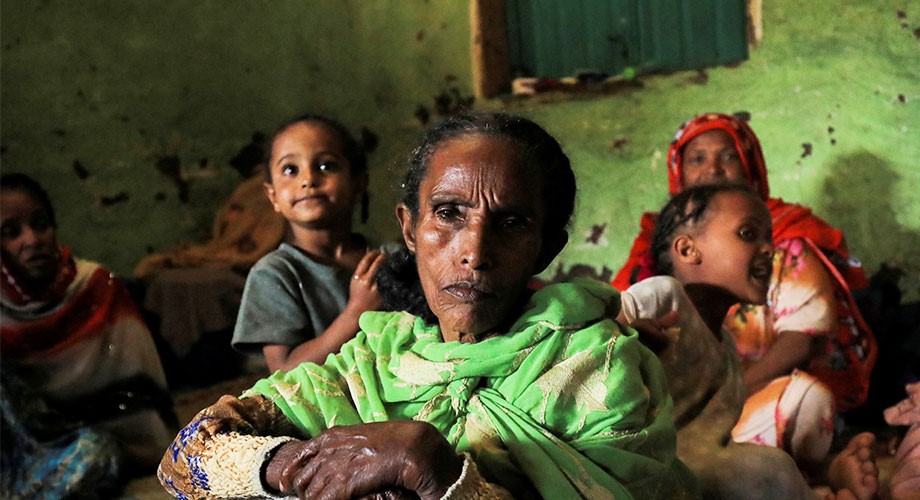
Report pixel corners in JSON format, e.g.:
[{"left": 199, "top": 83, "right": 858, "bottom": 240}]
[
  {"left": 726, "top": 238, "right": 876, "bottom": 411},
  {"left": 0, "top": 267, "right": 132, "bottom": 359},
  {"left": 731, "top": 370, "right": 835, "bottom": 461}
]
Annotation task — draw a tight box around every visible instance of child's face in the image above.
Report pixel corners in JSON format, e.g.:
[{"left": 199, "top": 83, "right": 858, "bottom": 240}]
[
  {"left": 1, "top": 189, "right": 59, "bottom": 284},
  {"left": 264, "top": 122, "right": 365, "bottom": 229},
  {"left": 683, "top": 190, "right": 774, "bottom": 305},
  {"left": 681, "top": 130, "right": 748, "bottom": 189}
]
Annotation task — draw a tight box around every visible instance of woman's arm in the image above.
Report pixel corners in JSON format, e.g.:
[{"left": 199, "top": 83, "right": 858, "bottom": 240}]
[
  {"left": 158, "top": 394, "right": 301, "bottom": 499},
  {"left": 159, "top": 399, "right": 510, "bottom": 500},
  {"left": 264, "top": 421, "right": 459, "bottom": 499}
]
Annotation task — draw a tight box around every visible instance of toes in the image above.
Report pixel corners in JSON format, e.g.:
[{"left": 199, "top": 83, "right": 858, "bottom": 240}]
[
  {"left": 852, "top": 432, "right": 877, "bottom": 448},
  {"left": 833, "top": 488, "right": 858, "bottom": 500},
  {"left": 859, "top": 459, "right": 878, "bottom": 475}
]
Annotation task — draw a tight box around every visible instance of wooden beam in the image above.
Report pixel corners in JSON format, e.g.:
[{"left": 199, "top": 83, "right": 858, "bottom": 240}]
[
  {"left": 471, "top": 0, "right": 511, "bottom": 99},
  {"left": 747, "top": 0, "right": 763, "bottom": 48}
]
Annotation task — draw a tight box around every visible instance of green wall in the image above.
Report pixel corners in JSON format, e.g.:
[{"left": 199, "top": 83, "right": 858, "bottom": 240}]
[{"left": 2, "top": 1, "right": 919, "bottom": 299}]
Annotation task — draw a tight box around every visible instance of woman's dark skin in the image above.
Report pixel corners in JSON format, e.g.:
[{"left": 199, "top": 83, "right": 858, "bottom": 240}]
[
  {"left": 263, "top": 132, "right": 564, "bottom": 499},
  {"left": 264, "top": 421, "right": 462, "bottom": 500}
]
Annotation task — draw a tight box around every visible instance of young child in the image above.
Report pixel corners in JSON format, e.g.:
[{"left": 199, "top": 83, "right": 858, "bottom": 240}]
[
  {"left": 230, "top": 114, "right": 390, "bottom": 373},
  {"left": 617, "top": 183, "right": 879, "bottom": 500}
]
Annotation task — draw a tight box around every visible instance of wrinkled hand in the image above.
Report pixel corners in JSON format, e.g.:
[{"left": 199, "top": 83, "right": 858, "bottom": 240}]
[
  {"left": 264, "top": 421, "right": 463, "bottom": 500},
  {"left": 348, "top": 250, "right": 386, "bottom": 313},
  {"left": 885, "top": 381, "right": 920, "bottom": 427},
  {"left": 629, "top": 310, "right": 679, "bottom": 354}
]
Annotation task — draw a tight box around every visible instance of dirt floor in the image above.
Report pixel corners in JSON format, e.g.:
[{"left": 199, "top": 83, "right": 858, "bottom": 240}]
[{"left": 121, "top": 371, "right": 264, "bottom": 500}]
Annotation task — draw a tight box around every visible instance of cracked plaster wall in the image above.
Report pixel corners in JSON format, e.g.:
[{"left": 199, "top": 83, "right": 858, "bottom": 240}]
[{"left": 2, "top": 0, "right": 918, "bottom": 299}]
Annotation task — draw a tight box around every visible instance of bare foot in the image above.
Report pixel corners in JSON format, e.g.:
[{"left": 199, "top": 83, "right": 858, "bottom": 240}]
[
  {"left": 885, "top": 383, "right": 920, "bottom": 500},
  {"left": 816, "top": 486, "right": 863, "bottom": 500},
  {"left": 827, "top": 432, "right": 879, "bottom": 500}
]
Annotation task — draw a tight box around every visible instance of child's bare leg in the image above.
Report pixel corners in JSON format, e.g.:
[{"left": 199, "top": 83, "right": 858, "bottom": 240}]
[{"left": 827, "top": 432, "right": 879, "bottom": 500}]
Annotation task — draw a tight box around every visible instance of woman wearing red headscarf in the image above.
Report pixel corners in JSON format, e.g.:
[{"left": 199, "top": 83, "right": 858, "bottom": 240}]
[{"left": 613, "top": 113, "right": 877, "bottom": 472}]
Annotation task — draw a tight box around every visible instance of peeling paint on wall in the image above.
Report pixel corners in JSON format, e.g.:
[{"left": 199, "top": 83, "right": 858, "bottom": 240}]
[
  {"left": 539, "top": 262, "right": 615, "bottom": 285},
  {"left": 154, "top": 154, "right": 188, "bottom": 202},
  {"left": 0, "top": 0, "right": 917, "bottom": 301}
]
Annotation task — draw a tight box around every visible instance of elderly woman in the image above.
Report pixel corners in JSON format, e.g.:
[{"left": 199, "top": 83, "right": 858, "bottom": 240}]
[
  {"left": 612, "top": 112, "right": 877, "bottom": 473},
  {"left": 158, "top": 113, "right": 698, "bottom": 499}
]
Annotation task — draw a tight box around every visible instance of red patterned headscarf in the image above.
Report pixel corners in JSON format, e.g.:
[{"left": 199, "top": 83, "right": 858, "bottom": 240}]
[
  {"left": 666, "top": 112, "right": 770, "bottom": 200},
  {"left": 1, "top": 244, "right": 77, "bottom": 307}
]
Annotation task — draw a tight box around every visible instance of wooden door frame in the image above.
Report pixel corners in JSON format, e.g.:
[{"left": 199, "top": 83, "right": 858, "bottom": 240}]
[{"left": 470, "top": 0, "right": 511, "bottom": 99}]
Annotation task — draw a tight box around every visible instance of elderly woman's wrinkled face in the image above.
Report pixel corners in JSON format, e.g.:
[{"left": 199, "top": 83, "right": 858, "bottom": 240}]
[
  {"left": 681, "top": 130, "right": 748, "bottom": 189},
  {"left": 1, "top": 189, "right": 58, "bottom": 285},
  {"left": 398, "top": 134, "right": 548, "bottom": 343}
]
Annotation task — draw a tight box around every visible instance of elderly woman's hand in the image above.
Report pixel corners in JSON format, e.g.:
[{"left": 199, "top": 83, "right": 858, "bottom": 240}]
[{"left": 264, "top": 421, "right": 463, "bottom": 500}]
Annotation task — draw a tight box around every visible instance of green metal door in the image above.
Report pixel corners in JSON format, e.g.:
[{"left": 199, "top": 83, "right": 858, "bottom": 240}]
[{"left": 505, "top": 0, "right": 749, "bottom": 79}]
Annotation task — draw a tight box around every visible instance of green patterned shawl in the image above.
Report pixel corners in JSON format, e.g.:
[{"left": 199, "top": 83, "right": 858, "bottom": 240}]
[{"left": 245, "top": 279, "right": 698, "bottom": 499}]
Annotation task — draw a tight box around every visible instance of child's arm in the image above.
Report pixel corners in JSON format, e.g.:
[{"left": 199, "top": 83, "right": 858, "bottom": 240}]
[
  {"left": 263, "top": 250, "right": 386, "bottom": 372},
  {"left": 740, "top": 330, "right": 821, "bottom": 395},
  {"left": 616, "top": 276, "right": 687, "bottom": 354}
]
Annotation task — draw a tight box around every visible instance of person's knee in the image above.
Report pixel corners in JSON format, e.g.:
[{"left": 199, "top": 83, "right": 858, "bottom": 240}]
[
  {"left": 784, "top": 372, "right": 835, "bottom": 465},
  {"left": 695, "top": 445, "right": 812, "bottom": 500}
]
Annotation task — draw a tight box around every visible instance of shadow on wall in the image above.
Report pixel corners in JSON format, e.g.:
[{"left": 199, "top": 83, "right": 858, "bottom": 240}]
[
  {"left": 820, "top": 152, "right": 920, "bottom": 427},
  {"left": 815, "top": 151, "right": 920, "bottom": 300}
]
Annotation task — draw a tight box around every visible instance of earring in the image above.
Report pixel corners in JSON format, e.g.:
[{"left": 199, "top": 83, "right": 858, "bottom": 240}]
[{"left": 692, "top": 249, "right": 702, "bottom": 264}]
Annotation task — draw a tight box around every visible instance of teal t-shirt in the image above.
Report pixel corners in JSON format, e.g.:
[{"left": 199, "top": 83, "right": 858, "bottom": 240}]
[{"left": 231, "top": 242, "right": 351, "bottom": 355}]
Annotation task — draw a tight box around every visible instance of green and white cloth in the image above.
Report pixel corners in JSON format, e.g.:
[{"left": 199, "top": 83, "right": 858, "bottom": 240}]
[{"left": 246, "top": 279, "right": 698, "bottom": 499}]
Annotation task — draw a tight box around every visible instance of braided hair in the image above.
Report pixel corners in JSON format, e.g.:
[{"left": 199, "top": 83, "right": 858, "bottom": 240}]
[{"left": 651, "top": 183, "right": 758, "bottom": 276}]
